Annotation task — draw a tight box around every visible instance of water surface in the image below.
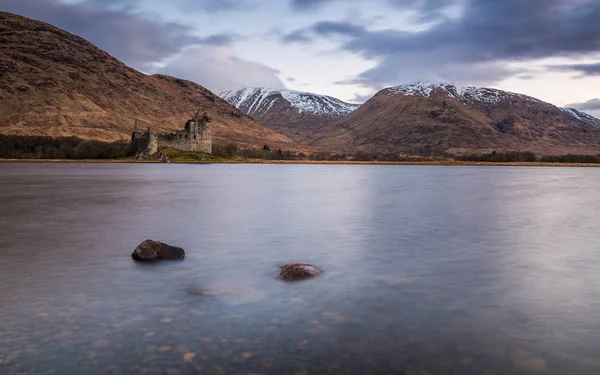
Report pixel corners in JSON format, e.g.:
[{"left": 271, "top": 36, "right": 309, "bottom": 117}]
[{"left": 1, "top": 163, "right": 600, "bottom": 374}]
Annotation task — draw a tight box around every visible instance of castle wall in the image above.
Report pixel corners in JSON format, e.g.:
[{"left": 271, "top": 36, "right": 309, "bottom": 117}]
[
  {"left": 131, "top": 112, "right": 212, "bottom": 158},
  {"left": 155, "top": 119, "right": 211, "bottom": 153}
]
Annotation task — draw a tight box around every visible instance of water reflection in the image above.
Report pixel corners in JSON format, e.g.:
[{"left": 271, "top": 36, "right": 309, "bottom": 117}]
[{"left": 1, "top": 163, "right": 600, "bottom": 374}]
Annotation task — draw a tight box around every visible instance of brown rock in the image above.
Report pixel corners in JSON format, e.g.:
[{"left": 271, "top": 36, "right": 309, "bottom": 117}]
[
  {"left": 131, "top": 240, "right": 185, "bottom": 261},
  {"left": 279, "top": 262, "right": 321, "bottom": 281}
]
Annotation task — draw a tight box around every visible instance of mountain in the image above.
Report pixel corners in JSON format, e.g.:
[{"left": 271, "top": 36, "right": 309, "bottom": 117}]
[
  {"left": 309, "top": 81, "right": 600, "bottom": 155},
  {"left": 561, "top": 108, "right": 600, "bottom": 127},
  {"left": 220, "top": 88, "right": 359, "bottom": 141},
  {"left": 0, "top": 12, "right": 303, "bottom": 150}
]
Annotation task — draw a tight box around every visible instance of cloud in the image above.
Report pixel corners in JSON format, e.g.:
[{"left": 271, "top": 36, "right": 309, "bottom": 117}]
[
  {"left": 548, "top": 63, "right": 600, "bottom": 77},
  {"left": 291, "top": 0, "right": 455, "bottom": 14},
  {"left": 516, "top": 74, "right": 537, "bottom": 80},
  {"left": 287, "top": 0, "right": 600, "bottom": 90},
  {"left": 567, "top": 98, "right": 600, "bottom": 112},
  {"left": 291, "top": 0, "right": 330, "bottom": 11},
  {"left": 282, "top": 21, "right": 365, "bottom": 44},
  {"left": 88, "top": 0, "right": 249, "bottom": 13},
  {"left": 158, "top": 46, "right": 285, "bottom": 93},
  {"left": 198, "top": 33, "right": 244, "bottom": 46},
  {"left": 312, "top": 21, "right": 365, "bottom": 37},
  {"left": 348, "top": 92, "right": 374, "bottom": 103},
  {"left": 282, "top": 30, "right": 312, "bottom": 43}
]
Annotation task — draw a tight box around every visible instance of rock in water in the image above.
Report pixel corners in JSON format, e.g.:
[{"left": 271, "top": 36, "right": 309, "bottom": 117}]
[
  {"left": 279, "top": 262, "right": 321, "bottom": 281},
  {"left": 132, "top": 240, "right": 185, "bottom": 261}
]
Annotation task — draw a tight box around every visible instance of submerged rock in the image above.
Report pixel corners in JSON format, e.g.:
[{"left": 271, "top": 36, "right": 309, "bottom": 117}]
[
  {"left": 278, "top": 262, "right": 321, "bottom": 281},
  {"left": 131, "top": 240, "right": 185, "bottom": 261}
]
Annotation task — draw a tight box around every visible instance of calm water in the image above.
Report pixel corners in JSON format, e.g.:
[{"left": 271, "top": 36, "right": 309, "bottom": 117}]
[{"left": 1, "top": 163, "right": 600, "bottom": 374}]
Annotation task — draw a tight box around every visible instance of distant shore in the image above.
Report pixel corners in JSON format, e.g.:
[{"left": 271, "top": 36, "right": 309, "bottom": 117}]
[{"left": 2, "top": 158, "right": 600, "bottom": 167}]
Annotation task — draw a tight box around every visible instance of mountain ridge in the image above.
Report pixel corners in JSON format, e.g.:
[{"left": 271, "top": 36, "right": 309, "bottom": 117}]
[
  {"left": 220, "top": 87, "right": 359, "bottom": 142},
  {"left": 0, "top": 11, "right": 304, "bottom": 150},
  {"left": 384, "top": 81, "right": 600, "bottom": 127},
  {"left": 308, "top": 81, "right": 600, "bottom": 155}
]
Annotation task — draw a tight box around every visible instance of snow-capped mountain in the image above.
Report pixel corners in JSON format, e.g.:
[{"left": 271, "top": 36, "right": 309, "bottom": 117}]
[
  {"left": 309, "top": 81, "right": 600, "bottom": 156},
  {"left": 220, "top": 88, "right": 359, "bottom": 141},
  {"left": 561, "top": 107, "right": 600, "bottom": 127},
  {"left": 386, "top": 81, "right": 600, "bottom": 127},
  {"left": 387, "top": 81, "right": 545, "bottom": 106}
]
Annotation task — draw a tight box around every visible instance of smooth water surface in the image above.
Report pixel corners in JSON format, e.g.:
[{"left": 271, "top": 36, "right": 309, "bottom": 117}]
[{"left": 1, "top": 163, "right": 600, "bottom": 374}]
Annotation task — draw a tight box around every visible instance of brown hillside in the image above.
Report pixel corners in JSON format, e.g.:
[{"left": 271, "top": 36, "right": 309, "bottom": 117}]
[
  {"left": 309, "top": 83, "right": 600, "bottom": 156},
  {"left": 0, "top": 12, "right": 303, "bottom": 150}
]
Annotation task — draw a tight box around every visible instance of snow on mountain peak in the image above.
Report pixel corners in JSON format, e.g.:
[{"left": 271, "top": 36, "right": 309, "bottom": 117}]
[
  {"left": 220, "top": 87, "right": 359, "bottom": 116},
  {"left": 386, "top": 81, "right": 544, "bottom": 105},
  {"left": 387, "top": 81, "right": 459, "bottom": 97}
]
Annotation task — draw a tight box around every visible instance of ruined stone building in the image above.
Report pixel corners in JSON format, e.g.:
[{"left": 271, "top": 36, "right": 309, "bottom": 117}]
[{"left": 132, "top": 110, "right": 212, "bottom": 158}]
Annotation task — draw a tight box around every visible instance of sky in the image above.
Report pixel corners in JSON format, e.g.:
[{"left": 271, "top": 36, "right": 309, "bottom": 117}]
[{"left": 2, "top": 0, "right": 600, "bottom": 117}]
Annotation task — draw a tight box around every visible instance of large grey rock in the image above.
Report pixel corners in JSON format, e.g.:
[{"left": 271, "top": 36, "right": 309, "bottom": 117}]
[
  {"left": 132, "top": 240, "right": 185, "bottom": 261},
  {"left": 278, "top": 262, "right": 321, "bottom": 281}
]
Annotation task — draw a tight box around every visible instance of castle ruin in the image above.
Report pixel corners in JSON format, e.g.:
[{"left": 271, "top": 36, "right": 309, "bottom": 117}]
[{"left": 132, "top": 110, "right": 212, "bottom": 158}]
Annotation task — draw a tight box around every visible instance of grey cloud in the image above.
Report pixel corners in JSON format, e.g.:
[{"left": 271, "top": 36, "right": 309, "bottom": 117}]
[
  {"left": 282, "top": 30, "right": 312, "bottom": 43},
  {"left": 294, "top": 0, "right": 600, "bottom": 89},
  {"left": 516, "top": 74, "right": 537, "bottom": 80},
  {"left": 173, "top": 0, "right": 261, "bottom": 13},
  {"left": 567, "top": 98, "right": 600, "bottom": 112},
  {"left": 282, "top": 21, "right": 364, "bottom": 43},
  {"left": 548, "top": 63, "right": 600, "bottom": 77},
  {"left": 348, "top": 92, "right": 374, "bottom": 103},
  {"left": 291, "top": 0, "right": 330, "bottom": 11},
  {"left": 313, "top": 21, "right": 365, "bottom": 37},
  {"left": 158, "top": 46, "right": 285, "bottom": 93},
  {"left": 291, "top": 0, "right": 455, "bottom": 14},
  {"left": 198, "top": 33, "right": 244, "bottom": 46},
  {"left": 88, "top": 0, "right": 248, "bottom": 13}
]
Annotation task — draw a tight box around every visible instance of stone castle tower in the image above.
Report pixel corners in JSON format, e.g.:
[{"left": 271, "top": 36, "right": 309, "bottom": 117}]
[{"left": 132, "top": 110, "right": 212, "bottom": 158}]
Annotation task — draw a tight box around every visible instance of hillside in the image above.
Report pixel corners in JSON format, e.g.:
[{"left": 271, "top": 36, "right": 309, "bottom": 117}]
[
  {"left": 309, "top": 82, "right": 600, "bottom": 156},
  {"left": 220, "top": 88, "right": 358, "bottom": 142},
  {"left": 0, "top": 12, "right": 303, "bottom": 150}
]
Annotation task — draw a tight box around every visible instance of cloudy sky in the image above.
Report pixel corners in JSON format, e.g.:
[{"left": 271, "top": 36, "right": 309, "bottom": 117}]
[{"left": 2, "top": 0, "right": 600, "bottom": 116}]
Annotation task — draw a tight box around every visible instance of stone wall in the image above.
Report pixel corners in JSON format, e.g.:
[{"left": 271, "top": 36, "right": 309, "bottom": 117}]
[
  {"left": 131, "top": 111, "right": 212, "bottom": 158},
  {"left": 156, "top": 122, "right": 211, "bottom": 153}
]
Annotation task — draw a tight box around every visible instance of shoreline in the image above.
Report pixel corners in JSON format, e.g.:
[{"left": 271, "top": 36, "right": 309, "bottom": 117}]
[{"left": 2, "top": 158, "right": 600, "bottom": 167}]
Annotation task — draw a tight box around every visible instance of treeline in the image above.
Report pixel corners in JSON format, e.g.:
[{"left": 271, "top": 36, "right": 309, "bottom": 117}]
[
  {"left": 456, "top": 151, "right": 537, "bottom": 162},
  {"left": 4, "top": 136, "right": 600, "bottom": 164},
  {"left": 0, "top": 135, "right": 135, "bottom": 159},
  {"left": 213, "top": 144, "right": 444, "bottom": 162},
  {"left": 457, "top": 151, "right": 600, "bottom": 163},
  {"left": 212, "top": 144, "right": 303, "bottom": 160}
]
